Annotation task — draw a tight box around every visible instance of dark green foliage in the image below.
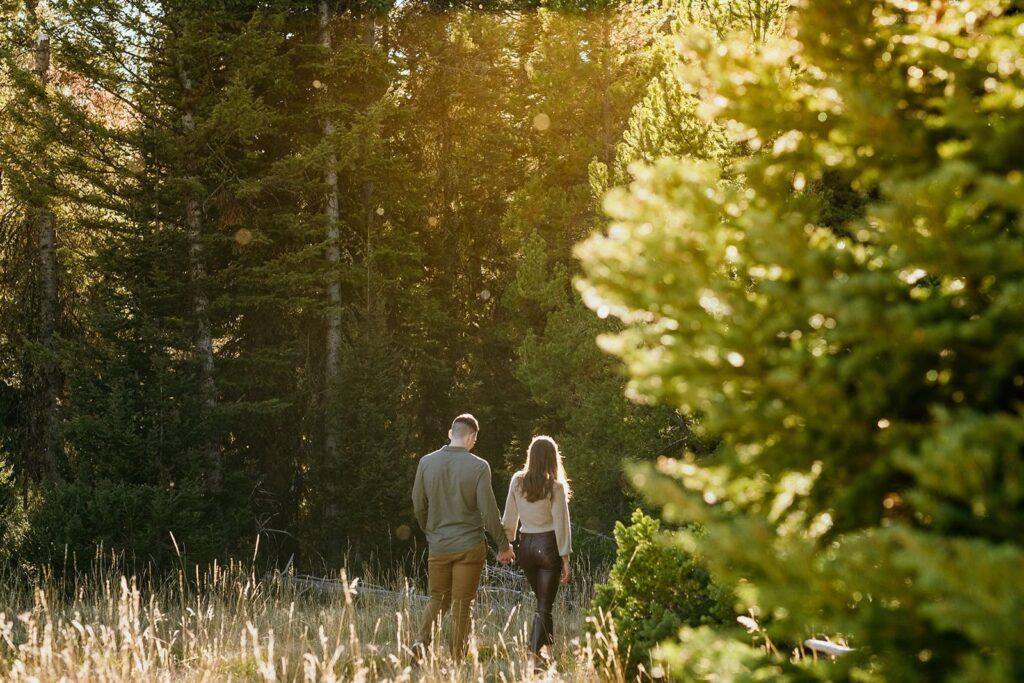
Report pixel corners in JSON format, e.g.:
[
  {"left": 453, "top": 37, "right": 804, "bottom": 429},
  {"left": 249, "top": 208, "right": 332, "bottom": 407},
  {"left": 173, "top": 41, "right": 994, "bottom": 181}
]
[
  {"left": 0, "top": 456, "right": 25, "bottom": 563},
  {"left": 588, "top": 509, "right": 733, "bottom": 675},
  {"left": 310, "top": 303, "right": 420, "bottom": 566},
  {"left": 23, "top": 479, "right": 207, "bottom": 567},
  {"left": 0, "top": 0, "right": 683, "bottom": 572}
]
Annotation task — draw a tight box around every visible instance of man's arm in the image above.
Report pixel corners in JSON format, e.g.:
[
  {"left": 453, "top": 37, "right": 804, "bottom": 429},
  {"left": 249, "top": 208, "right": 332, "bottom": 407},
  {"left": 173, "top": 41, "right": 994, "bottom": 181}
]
[
  {"left": 501, "top": 475, "right": 519, "bottom": 544},
  {"left": 477, "top": 464, "right": 511, "bottom": 553},
  {"left": 412, "top": 459, "right": 428, "bottom": 530}
]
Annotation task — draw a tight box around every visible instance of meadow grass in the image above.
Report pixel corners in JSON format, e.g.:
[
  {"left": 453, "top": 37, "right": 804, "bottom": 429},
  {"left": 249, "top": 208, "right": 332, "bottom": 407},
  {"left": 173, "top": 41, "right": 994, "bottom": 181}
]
[{"left": 0, "top": 550, "right": 631, "bottom": 682}]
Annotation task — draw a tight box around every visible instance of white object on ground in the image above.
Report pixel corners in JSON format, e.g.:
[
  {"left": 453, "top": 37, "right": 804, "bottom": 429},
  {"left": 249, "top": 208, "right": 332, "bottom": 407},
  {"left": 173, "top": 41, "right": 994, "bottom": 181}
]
[{"left": 804, "top": 639, "right": 853, "bottom": 657}]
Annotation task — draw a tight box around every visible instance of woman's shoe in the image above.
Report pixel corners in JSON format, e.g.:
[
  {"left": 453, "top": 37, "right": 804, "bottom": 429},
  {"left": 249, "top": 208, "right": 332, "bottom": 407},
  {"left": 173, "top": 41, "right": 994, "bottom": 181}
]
[
  {"left": 529, "top": 650, "right": 553, "bottom": 676},
  {"left": 409, "top": 640, "right": 426, "bottom": 667}
]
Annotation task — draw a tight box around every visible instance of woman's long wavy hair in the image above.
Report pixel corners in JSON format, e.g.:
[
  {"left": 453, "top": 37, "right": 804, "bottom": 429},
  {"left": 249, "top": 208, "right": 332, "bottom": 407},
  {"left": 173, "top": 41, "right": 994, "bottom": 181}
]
[{"left": 517, "top": 435, "right": 572, "bottom": 503}]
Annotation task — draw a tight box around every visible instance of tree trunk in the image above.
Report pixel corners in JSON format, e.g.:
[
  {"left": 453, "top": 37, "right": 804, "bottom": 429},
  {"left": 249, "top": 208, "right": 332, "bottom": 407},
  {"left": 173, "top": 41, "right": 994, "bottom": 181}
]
[
  {"left": 438, "top": 34, "right": 455, "bottom": 273},
  {"left": 28, "top": 4, "right": 62, "bottom": 481},
  {"left": 362, "top": 14, "right": 377, "bottom": 310},
  {"left": 320, "top": 0, "right": 343, "bottom": 482},
  {"left": 599, "top": 15, "right": 612, "bottom": 166},
  {"left": 178, "top": 60, "right": 221, "bottom": 490}
]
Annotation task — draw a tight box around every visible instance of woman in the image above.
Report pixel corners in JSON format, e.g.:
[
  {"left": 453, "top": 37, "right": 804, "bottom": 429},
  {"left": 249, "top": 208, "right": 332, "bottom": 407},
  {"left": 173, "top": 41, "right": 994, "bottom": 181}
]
[{"left": 502, "top": 435, "right": 572, "bottom": 667}]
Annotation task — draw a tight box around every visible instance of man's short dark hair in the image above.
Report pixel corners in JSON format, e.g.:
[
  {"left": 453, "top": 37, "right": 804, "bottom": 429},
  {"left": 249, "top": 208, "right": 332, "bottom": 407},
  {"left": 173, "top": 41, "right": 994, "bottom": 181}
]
[{"left": 451, "top": 413, "right": 479, "bottom": 438}]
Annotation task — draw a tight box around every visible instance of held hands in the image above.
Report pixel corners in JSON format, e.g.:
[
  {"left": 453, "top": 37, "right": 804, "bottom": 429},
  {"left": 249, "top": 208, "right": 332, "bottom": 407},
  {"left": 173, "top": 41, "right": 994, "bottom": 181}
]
[{"left": 497, "top": 546, "right": 516, "bottom": 565}]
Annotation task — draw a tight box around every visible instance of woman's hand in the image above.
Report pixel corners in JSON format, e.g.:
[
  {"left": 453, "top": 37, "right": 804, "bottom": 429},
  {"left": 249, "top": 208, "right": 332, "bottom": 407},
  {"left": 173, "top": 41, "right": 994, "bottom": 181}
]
[
  {"left": 560, "top": 560, "right": 571, "bottom": 584},
  {"left": 497, "top": 546, "right": 516, "bottom": 565}
]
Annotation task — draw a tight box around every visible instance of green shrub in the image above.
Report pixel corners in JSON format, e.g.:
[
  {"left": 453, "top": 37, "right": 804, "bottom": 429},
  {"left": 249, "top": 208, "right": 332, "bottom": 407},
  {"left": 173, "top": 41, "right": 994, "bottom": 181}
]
[
  {"left": 587, "top": 509, "right": 733, "bottom": 675},
  {"left": 21, "top": 479, "right": 213, "bottom": 570},
  {"left": 0, "top": 457, "right": 26, "bottom": 563}
]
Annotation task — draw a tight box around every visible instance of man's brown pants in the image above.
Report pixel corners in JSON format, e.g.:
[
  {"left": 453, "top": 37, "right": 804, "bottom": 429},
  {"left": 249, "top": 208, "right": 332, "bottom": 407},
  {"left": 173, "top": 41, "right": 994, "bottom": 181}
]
[{"left": 417, "top": 541, "right": 486, "bottom": 658}]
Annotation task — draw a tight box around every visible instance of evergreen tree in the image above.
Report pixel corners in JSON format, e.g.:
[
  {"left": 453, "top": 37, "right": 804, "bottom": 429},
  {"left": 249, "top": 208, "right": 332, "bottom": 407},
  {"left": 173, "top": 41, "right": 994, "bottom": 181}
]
[
  {"left": 0, "top": 0, "right": 71, "bottom": 489},
  {"left": 16, "top": 0, "right": 308, "bottom": 564},
  {"left": 495, "top": 3, "right": 677, "bottom": 536},
  {"left": 578, "top": 1, "right": 1024, "bottom": 679},
  {"left": 391, "top": 6, "right": 540, "bottom": 472},
  {"left": 1, "top": 0, "right": 687, "bottom": 570},
  {"left": 295, "top": 1, "right": 427, "bottom": 565}
]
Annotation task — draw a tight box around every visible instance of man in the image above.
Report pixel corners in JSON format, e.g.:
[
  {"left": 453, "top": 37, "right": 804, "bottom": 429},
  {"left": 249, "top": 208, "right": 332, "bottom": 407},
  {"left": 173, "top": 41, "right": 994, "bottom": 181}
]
[{"left": 411, "top": 413, "right": 514, "bottom": 661}]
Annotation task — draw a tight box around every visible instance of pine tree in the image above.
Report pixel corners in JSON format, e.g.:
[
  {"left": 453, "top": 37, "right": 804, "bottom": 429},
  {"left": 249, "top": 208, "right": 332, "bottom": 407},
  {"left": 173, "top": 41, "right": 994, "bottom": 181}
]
[
  {"left": 319, "top": 0, "right": 345, "bottom": 488},
  {"left": 390, "top": 6, "right": 537, "bottom": 463},
  {"left": 15, "top": 0, "right": 309, "bottom": 564},
  {"left": 292, "top": 0, "right": 427, "bottom": 565},
  {"left": 579, "top": 1, "right": 1024, "bottom": 679},
  {"left": 0, "top": 0, "right": 697, "bottom": 570},
  {"left": 493, "top": 3, "right": 674, "bottom": 535},
  {"left": 507, "top": 233, "right": 670, "bottom": 533},
  {"left": 0, "top": 1, "right": 67, "bottom": 488}
]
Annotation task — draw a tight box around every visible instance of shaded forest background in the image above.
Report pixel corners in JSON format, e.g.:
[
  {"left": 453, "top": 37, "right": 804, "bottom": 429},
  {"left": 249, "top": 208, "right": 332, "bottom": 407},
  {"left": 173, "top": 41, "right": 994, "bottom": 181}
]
[{"left": 0, "top": 0, "right": 731, "bottom": 570}]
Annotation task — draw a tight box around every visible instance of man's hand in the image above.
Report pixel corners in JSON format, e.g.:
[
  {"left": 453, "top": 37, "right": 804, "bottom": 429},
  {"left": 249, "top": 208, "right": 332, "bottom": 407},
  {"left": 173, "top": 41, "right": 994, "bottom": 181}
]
[
  {"left": 497, "top": 546, "right": 515, "bottom": 565},
  {"left": 560, "top": 561, "right": 571, "bottom": 584}
]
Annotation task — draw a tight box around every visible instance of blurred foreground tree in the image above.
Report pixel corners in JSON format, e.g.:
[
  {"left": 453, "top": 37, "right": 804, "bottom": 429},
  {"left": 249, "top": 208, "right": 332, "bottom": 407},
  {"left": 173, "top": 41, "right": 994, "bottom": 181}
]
[{"left": 578, "top": 1, "right": 1024, "bottom": 679}]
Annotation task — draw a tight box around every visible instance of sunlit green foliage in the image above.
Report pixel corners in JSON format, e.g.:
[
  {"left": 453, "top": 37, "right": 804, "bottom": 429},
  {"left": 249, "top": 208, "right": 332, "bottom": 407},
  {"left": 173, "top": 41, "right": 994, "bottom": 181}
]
[
  {"left": 587, "top": 509, "right": 733, "bottom": 676},
  {"left": 579, "top": 0, "right": 1024, "bottom": 679}
]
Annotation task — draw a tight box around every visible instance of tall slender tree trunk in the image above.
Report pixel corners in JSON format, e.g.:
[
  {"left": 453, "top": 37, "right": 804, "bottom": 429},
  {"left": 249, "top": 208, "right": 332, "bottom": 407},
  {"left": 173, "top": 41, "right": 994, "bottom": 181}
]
[
  {"left": 437, "top": 28, "right": 459, "bottom": 401},
  {"left": 178, "top": 60, "right": 221, "bottom": 490},
  {"left": 320, "top": 0, "right": 343, "bottom": 489},
  {"left": 439, "top": 59, "right": 453, "bottom": 272},
  {"left": 362, "top": 14, "right": 377, "bottom": 310},
  {"left": 27, "top": 2, "right": 62, "bottom": 481},
  {"left": 599, "top": 15, "right": 612, "bottom": 166},
  {"left": 363, "top": 180, "right": 375, "bottom": 309}
]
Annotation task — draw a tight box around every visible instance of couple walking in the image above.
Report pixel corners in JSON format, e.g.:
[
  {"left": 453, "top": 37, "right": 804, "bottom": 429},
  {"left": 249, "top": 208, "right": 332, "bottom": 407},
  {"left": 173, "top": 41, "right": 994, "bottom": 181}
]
[{"left": 411, "top": 413, "right": 572, "bottom": 668}]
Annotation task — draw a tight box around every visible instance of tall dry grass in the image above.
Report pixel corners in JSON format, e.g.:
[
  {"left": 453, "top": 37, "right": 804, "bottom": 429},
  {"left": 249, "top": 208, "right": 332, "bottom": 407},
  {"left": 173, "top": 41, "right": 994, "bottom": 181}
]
[{"left": 0, "top": 549, "right": 630, "bottom": 682}]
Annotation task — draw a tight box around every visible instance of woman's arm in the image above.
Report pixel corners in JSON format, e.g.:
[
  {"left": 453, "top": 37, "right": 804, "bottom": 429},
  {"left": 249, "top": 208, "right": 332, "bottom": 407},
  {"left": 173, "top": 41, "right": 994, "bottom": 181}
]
[
  {"left": 553, "top": 482, "right": 572, "bottom": 583},
  {"left": 551, "top": 481, "right": 572, "bottom": 558}
]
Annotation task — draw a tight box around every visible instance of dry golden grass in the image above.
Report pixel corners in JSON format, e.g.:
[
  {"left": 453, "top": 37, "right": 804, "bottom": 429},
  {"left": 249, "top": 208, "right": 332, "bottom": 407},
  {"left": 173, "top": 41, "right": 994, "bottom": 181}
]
[{"left": 0, "top": 552, "right": 630, "bottom": 682}]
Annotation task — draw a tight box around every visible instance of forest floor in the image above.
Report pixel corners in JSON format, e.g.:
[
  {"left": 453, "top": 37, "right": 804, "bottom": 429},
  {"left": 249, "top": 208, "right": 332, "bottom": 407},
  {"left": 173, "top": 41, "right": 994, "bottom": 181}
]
[{"left": 0, "top": 556, "right": 629, "bottom": 682}]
